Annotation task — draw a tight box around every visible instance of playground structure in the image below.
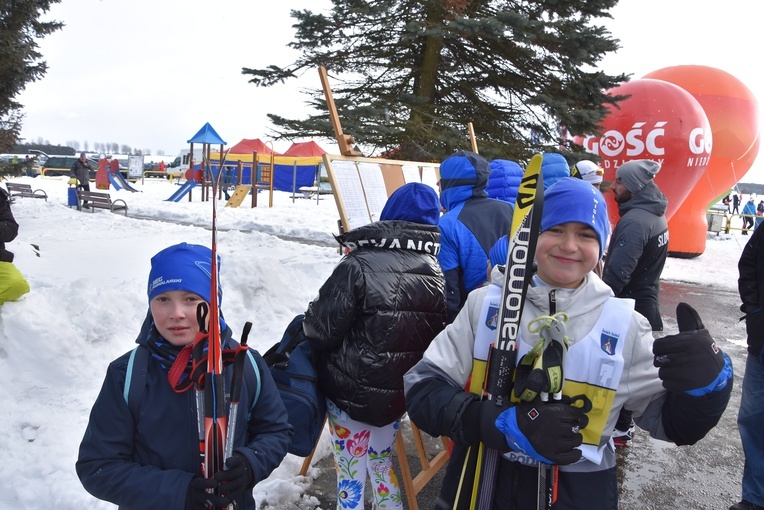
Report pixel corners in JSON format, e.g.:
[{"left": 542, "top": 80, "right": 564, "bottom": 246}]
[{"left": 160, "top": 124, "right": 328, "bottom": 208}]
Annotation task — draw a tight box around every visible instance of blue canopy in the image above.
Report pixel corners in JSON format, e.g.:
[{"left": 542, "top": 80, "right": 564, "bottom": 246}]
[{"left": 187, "top": 122, "right": 226, "bottom": 145}]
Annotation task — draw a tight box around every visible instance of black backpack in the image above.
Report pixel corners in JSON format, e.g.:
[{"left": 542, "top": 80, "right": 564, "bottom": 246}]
[{"left": 263, "top": 314, "right": 326, "bottom": 457}]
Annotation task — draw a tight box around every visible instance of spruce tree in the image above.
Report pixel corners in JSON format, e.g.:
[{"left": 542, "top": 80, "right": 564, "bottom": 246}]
[
  {"left": 0, "top": 0, "right": 62, "bottom": 152},
  {"left": 243, "top": 0, "right": 628, "bottom": 163}
]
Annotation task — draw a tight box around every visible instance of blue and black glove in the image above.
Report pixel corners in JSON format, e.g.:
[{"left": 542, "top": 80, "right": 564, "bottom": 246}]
[
  {"left": 653, "top": 302, "right": 732, "bottom": 396},
  {"left": 653, "top": 302, "right": 733, "bottom": 445},
  {"left": 495, "top": 397, "right": 587, "bottom": 465}
]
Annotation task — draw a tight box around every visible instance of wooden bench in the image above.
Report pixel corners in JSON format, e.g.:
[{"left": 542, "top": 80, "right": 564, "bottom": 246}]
[
  {"left": 298, "top": 184, "right": 333, "bottom": 199},
  {"left": 76, "top": 189, "right": 127, "bottom": 215},
  {"left": 5, "top": 182, "right": 47, "bottom": 201}
]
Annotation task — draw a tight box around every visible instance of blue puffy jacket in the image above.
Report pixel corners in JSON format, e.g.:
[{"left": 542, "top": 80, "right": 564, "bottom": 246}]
[
  {"left": 486, "top": 159, "right": 523, "bottom": 205},
  {"left": 541, "top": 152, "right": 570, "bottom": 190}
]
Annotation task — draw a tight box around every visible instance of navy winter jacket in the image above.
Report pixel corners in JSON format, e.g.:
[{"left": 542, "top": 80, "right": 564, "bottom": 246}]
[
  {"left": 738, "top": 222, "right": 764, "bottom": 358},
  {"left": 76, "top": 315, "right": 292, "bottom": 510}
]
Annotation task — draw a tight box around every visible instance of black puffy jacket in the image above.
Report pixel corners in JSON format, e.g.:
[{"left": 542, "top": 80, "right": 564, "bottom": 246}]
[
  {"left": 303, "top": 220, "right": 448, "bottom": 427},
  {"left": 0, "top": 189, "right": 19, "bottom": 262}
]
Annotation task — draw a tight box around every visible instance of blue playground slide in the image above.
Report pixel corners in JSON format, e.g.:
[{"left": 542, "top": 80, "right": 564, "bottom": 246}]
[
  {"left": 165, "top": 180, "right": 198, "bottom": 202},
  {"left": 108, "top": 172, "right": 140, "bottom": 192}
]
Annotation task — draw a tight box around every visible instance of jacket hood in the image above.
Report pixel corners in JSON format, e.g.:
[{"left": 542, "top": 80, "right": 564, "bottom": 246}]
[
  {"left": 618, "top": 181, "right": 668, "bottom": 217},
  {"left": 439, "top": 150, "right": 490, "bottom": 211},
  {"left": 337, "top": 220, "right": 441, "bottom": 256}
]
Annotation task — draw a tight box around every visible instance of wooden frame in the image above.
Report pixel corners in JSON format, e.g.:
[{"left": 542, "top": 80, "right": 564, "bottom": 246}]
[{"left": 322, "top": 153, "right": 440, "bottom": 233}]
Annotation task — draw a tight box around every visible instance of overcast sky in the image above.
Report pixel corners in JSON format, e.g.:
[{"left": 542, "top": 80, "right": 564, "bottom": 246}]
[{"left": 16, "top": 0, "right": 764, "bottom": 182}]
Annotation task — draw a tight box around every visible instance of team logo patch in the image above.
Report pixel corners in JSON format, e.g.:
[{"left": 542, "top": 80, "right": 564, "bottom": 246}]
[
  {"left": 527, "top": 407, "right": 540, "bottom": 420},
  {"left": 485, "top": 305, "right": 499, "bottom": 330},
  {"left": 600, "top": 331, "right": 619, "bottom": 355}
]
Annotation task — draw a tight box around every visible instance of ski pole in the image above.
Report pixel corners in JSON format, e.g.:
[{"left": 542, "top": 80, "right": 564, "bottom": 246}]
[{"left": 224, "top": 322, "right": 252, "bottom": 463}]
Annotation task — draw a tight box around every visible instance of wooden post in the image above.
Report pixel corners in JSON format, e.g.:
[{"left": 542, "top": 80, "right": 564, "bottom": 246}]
[
  {"left": 318, "top": 66, "right": 363, "bottom": 157},
  {"left": 468, "top": 122, "right": 479, "bottom": 153},
  {"left": 252, "top": 151, "right": 258, "bottom": 208}
]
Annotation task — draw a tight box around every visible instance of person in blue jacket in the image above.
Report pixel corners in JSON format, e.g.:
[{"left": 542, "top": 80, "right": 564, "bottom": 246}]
[
  {"left": 743, "top": 196, "right": 757, "bottom": 235},
  {"left": 76, "top": 243, "right": 292, "bottom": 510},
  {"left": 438, "top": 151, "right": 513, "bottom": 322}
]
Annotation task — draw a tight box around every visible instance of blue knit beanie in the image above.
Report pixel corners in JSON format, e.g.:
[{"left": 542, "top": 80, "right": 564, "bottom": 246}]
[
  {"left": 148, "top": 243, "right": 221, "bottom": 305},
  {"left": 380, "top": 182, "right": 441, "bottom": 225},
  {"left": 489, "top": 235, "right": 509, "bottom": 267},
  {"left": 541, "top": 177, "right": 610, "bottom": 259}
]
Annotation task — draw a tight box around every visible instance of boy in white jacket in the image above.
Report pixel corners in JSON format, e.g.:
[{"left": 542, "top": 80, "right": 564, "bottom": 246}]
[{"left": 404, "top": 177, "right": 733, "bottom": 509}]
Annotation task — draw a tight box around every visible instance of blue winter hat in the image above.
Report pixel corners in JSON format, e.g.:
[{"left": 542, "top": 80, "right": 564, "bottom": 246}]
[
  {"left": 489, "top": 235, "right": 509, "bottom": 267},
  {"left": 147, "top": 243, "right": 221, "bottom": 306},
  {"left": 380, "top": 182, "right": 441, "bottom": 225},
  {"left": 541, "top": 177, "right": 610, "bottom": 259}
]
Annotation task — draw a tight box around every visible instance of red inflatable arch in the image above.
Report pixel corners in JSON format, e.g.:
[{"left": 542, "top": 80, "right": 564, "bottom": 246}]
[
  {"left": 644, "top": 65, "right": 761, "bottom": 257},
  {"left": 574, "top": 79, "right": 712, "bottom": 229}
]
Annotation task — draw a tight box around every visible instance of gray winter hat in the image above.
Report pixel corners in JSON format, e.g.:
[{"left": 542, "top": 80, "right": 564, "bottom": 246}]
[{"left": 616, "top": 160, "right": 661, "bottom": 194}]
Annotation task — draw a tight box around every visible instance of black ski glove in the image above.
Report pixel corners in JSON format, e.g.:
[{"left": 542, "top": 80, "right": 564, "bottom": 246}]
[
  {"left": 214, "top": 452, "right": 255, "bottom": 501},
  {"left": 185, "top": 476, "right": 230, "bottom": 510},
  {"left": 653, "top": 303, "right": 732, "bottom": 395},
  {"left": 495, "top": 397, "right": 586, "bottom": 465}
]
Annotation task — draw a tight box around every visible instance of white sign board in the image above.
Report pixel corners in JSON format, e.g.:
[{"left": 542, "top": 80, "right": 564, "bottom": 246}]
[{"left": 128, "top": 155, "right": 144, "bottom": 178}]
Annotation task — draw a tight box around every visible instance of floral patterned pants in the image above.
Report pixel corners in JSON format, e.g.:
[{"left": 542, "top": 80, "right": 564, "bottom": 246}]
[{"left": 326, "top": 399, "right": 403, "bottom": 510}]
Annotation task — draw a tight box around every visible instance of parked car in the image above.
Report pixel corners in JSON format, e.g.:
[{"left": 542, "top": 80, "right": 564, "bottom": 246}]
[{"left": 41, "top": 155, "right": 101, "bottom": 180}]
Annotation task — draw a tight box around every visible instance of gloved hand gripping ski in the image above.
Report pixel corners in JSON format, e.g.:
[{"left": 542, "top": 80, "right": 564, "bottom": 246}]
[{"left": 495, "top": 313, "right": 590, "bottom": 466}]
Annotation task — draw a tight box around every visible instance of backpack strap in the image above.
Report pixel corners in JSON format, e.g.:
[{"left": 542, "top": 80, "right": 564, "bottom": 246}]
[
  {"left": 123, "top": 344, "right": 261, "bottom": 422},
  {"left": 246, "top": 349, "right": 261, "bottom": 420},
  {"left": 124, "top": 345, "right": 149, "bottom": 420}
]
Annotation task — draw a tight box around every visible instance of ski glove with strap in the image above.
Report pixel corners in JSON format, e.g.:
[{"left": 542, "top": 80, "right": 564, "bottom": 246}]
[
  {"left": 214, "top": 452, "right": 255, "bottom": 501},
  {"left": 185, "top": 476, "right": 231, "bottom": 510},
  {"left": 495, "top": 397, "right": 587, "bottom": 465},
  {"left": 653, "top": 302, "right": 733, "bottom": 396}
]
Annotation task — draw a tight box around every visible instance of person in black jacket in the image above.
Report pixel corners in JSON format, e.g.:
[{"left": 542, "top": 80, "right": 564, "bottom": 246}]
[
  {"left": 602, "top": 159, "right": 669, "bottom": 446},
  {"left": 303, "top": 182, "right": 448, "bottom": 510},
  {"left": 77, "top": 243, "right": 292, "bottom": 510},
  {"left": 733, "top": 227, "right": 764, "bottom": 510},
  {"left": 0, "top": 187, "right": 30, "bottom": 303},
  {"left": 70, "top": 152, "right": 93, "bottom": 207}
]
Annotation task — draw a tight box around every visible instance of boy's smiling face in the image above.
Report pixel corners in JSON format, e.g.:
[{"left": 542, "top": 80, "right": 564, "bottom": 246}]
[
  {"left": 535, "top": 222, "right": 600, "bottom": 289},
  {"left": 150, "top": 290, "right": 206, "bottom": 346}
]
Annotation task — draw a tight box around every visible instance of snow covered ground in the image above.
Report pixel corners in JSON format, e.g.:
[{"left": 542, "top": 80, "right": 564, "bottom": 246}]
[{"left": 0, "top": 174, "right": 751, "bottom": 509}]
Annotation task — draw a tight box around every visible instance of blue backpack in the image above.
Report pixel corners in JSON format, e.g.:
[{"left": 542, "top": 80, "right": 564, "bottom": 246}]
[{"left": 263, "top": 314, "right": 326, "bottom": 457}]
